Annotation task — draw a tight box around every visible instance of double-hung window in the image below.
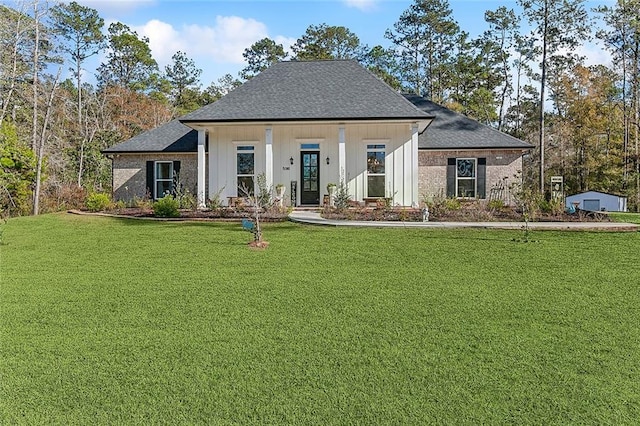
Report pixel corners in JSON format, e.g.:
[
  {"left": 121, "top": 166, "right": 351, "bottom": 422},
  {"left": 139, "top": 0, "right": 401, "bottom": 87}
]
[
  {"left": 447, "top": 157, "right": 486, "bottom": 199},
  {"left": 456, "top": 158, "right": 476, "bottom": 198},
  {"left": 236, "top": 145, "right": 255, "bottom": 195},
  {"left": 155, "top": 161, "right": 174, "bottom": 199},
  {"left": 366, "top": 144, "right": 386, "bottom": 198}
]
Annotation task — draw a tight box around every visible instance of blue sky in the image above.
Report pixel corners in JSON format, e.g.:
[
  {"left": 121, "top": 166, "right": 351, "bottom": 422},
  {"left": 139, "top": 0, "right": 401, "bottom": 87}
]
[{"left": 71, "top": 0, "right": 611, "bottom": 88}]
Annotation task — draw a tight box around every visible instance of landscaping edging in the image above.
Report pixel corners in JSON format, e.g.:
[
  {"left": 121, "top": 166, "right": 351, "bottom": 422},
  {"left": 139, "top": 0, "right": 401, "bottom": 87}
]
[
  {"left": 67, "top": 210, "right": 288, "bottom": 223},
  {"left": 68, "top": 209, "right": 639, "bottom": 232},
  {"left": 289, "top": 210, "right": 640, "bottom": 232}
]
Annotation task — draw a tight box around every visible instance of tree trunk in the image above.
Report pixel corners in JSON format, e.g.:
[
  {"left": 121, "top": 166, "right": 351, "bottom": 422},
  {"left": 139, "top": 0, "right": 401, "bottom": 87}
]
[
  {"left": 31, "top": 1, "right": 40, "bottom": 152},
  {"left": 77, "top": 45, "right": 85, "bottom": 188},
  {"left": 538, "top": 0, "right": 549, "bottom": 194},
  {"left": 33, "top": 68, "right": 61, "bottom": 215},
  {"left": 0, "top": 2, "right": 28, "bottom": 126}
]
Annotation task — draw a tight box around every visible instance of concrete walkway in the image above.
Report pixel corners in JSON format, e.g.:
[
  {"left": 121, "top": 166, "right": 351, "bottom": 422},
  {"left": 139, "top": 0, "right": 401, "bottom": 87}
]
[{"left": 289, "top": 210, "right": 639, "bottom": 232}]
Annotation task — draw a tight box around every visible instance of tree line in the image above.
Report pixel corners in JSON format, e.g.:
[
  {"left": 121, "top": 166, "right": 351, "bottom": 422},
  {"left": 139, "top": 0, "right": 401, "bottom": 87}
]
[{"left": 1, "top": 0, "right": 639, "bottom": 216}]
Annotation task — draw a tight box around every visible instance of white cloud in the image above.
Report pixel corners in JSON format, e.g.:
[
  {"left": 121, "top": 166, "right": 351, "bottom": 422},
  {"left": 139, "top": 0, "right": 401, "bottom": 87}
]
[
  {"left": 575, "top": 41, "right": 613, "bottom": 67},
  {"left": 132, "top": 19, "right": 184, "bottom": 64},
  {"left": 343, "top": 0, "right": 378, "bottom": 12},
  {"left": 274, "top": 35, "right": 298, "bottom": 58},
  {"left": 132, "top": 16, "right": 269, "bottom": 68},
  {"left": 191, "top": 16, "right": 269, "bottom": 63}
]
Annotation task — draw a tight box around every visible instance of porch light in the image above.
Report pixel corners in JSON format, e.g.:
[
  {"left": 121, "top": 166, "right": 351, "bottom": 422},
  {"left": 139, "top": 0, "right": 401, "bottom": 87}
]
[
  {"left": 326, "top": 156, "right": 330, "bottom": 165},
  {"left": 289, "top": 156, "right": 294, "bottom": 165}
]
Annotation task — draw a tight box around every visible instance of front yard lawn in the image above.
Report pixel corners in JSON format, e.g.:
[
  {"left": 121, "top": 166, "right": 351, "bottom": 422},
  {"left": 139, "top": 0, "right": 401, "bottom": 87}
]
[
  {"left": 610, "top": 211, "right": 640, "bottom": 224},
  {"left": 1, "top": 214, "right": 638, "bottom": 423}
]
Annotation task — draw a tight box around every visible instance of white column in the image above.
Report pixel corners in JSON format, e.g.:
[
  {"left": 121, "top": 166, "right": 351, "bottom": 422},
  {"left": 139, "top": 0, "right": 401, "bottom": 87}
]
[
  {"left": 265, "top": 127, "right": 273, "bottom": 188},
  {"left": 197, "top": 129, "right": 206, "bottom": 208},
  {"left": 208, "top": 130, "right": 215, "bottom": 201},
  {"left": 411, "top": 123, "right": 419, "bottom": 207},
  {"left": 338, "top": 127, "right": 346, "bottom": 182}
]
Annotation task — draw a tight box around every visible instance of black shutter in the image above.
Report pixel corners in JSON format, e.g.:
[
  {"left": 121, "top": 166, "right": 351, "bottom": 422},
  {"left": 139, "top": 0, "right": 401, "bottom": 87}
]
[
  {"left": 477, "top": 158, "right": 486, "bottom": 199},
  {"left": 446, "top": 158, "right": 456, "bottom": 197},
  {"left": 146, "top": 161, "right": 154, "bottom": 199},
  {"left": 172, "top": 161, "right": 181, "bottom": 195}
]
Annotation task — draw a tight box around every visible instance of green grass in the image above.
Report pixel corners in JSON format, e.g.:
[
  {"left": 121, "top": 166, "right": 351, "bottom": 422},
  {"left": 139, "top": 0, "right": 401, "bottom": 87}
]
[
  {"left": 610, "top": 211, "right": 640, "bottom": 224},
  {"left": 1, "top": 214, "right": 639, "bottom": 424}
]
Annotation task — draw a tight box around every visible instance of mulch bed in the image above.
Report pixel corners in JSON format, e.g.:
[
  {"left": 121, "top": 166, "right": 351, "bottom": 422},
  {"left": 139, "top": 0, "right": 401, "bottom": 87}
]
[
  {"left": 103, "top": 207, "right": 290, "bottom": 222},
  {"left": 321, "top": 205, "right": 611, "bottom": 222},
  {"left": 97, "top": 205, "right": 610, "bottom": 223}
]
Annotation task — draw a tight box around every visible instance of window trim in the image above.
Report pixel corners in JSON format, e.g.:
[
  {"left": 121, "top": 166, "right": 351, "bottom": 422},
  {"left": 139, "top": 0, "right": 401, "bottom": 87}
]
[
  {"left": 456, "top": 158, "right": 477, "bottom": 199},
  {"left": 154, "top": 161, "right": 173, "bottom": 199},
  {"left": 235, "top": 144, "right": 256, "bottom": 196},
  {"left": 366, "top": 143, "right": 386, "bottom": 198}
]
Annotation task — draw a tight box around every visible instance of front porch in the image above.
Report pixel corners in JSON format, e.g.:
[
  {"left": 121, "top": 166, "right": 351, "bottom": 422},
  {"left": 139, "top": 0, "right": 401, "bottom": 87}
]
[{"left": 191, "top": 122, "right": 422, "bottom": 209}]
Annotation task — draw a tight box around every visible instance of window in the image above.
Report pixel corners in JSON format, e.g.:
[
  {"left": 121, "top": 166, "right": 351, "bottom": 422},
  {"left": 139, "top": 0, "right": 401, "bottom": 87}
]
[
  {"left": 300, "top": 143, "right": 320, "bottom": 149},
  {"left": 155, "top": 161, "right": 173, "bottom": 199},
  {"left": 456, "top": 158, "right": 476, "bottom": 198},
  {"left": 237, "top": 145, "right": 255, "bottom": 195},
  {"left": 366, "top": 144, "right": 385, "bottom": 197},
  {"left": 447, "top": 158, "right": 486, "bottom": 199}
]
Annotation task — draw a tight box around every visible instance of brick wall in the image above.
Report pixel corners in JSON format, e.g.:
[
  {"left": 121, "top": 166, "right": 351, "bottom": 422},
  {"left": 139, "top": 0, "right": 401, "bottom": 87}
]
[
  {"left": 418, "top": 149, "right": 524, "bottom": 204},
  {"left": 112, "top": 153, "right": 198, "bottom": 201}
]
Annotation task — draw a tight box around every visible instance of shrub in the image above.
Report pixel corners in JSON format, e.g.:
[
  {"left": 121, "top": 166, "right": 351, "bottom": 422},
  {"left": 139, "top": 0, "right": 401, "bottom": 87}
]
[
  {"left": 256, "top": 173, "right": 273, "bottom": 209},
  {"left": 334, "top": 179, "right": 351, "bottom": 210},
  {"left": 40, "top": 184, "right": 87, "bottom": 213},
  {"left": 85, "top": 193, "right": 111, "bottom": 212},
  {"left": 443, "top": 197, "right": 461, "bottom": 211},
  {"left": 538, "top": 198, "right": 564, "bottom": 215},
  {"left": 176, "top": 190, "right": 197, "bottom": 210},
  {"left": 132, "top": 192, "right": 153, "bottom": 209},
  {"left": 153, "top": 195, "right": 180, "bottom": 218},
  {"left": 488, "top": 199, "right": 505, "bottom": 210},
  {"left": 112, "top": 200, "right": 126, "bottom": 210},
  {"left": 207, "top": 187, "right": 225, "bottom": 210}
]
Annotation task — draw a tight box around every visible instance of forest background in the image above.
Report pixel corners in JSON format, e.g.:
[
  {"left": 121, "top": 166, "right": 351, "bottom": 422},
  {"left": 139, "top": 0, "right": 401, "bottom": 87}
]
[{"left": 1, "top": 0, "right": 639, "bottom": 216}]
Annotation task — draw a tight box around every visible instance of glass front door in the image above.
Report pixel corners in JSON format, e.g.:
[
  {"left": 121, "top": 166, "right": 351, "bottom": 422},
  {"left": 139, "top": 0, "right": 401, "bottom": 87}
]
[{"left": 300, "top": 151, "right": 320, "bottom": 205}]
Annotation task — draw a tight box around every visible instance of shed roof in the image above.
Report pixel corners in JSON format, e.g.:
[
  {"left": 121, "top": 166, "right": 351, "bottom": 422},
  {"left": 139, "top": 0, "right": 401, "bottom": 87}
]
[
  {"left": 405, "top": 94, "right": 533, "bottom": 150},
  {"left": 566, "top": 191, "right": 627, "bottom": 200},
  {"left": 180, "top": 60, "right": 432, "bottom": 123}
]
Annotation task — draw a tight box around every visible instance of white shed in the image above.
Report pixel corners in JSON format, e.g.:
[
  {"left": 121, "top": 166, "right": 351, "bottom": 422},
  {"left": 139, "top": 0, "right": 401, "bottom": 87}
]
[{"left": 565, "top": 191, "right": 628, "bottom": 212}]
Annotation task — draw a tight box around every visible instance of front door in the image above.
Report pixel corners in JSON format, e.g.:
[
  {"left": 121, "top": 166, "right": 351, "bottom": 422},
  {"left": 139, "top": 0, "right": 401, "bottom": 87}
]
[{"left": 300, "top": 151, "right": 320, "bottom": 205}]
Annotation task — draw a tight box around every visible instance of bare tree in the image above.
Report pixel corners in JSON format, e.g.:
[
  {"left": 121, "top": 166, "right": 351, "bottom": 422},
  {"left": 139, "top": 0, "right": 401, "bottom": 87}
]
[{"left": 33, "top": 68, "right": 61, "bottom": 215}]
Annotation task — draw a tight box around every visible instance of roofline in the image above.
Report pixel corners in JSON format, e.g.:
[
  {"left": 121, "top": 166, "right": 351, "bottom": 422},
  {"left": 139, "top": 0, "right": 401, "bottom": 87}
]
[
  {"left": 566, "top": 190, "right": 628, "bottom": 198},
  {"left": 180, "top": 116, "right": 434, "bottom": 125},
  {"left": 419, "top": 145, "right": 533, "bottom": 151},
  {"left": 101, "top": 150, "right": 197, "bottom": 154}
]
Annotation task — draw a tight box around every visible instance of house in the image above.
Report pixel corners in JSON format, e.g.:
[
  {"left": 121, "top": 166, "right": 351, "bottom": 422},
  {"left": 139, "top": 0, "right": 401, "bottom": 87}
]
[
  {"left": 566, "top": 191, "right": 628, "bottom": 212},
  {"left": 406, "top": 95, "right": 533, "bottom": 202},
  {"left": 103, "top": 60, "right": 532, "bottom": 207}
]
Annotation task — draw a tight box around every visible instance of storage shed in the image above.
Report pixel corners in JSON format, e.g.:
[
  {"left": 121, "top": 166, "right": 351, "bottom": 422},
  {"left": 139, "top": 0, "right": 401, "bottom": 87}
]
[{"left": 565, "top": 191, "right": 628, "bottom": 212}]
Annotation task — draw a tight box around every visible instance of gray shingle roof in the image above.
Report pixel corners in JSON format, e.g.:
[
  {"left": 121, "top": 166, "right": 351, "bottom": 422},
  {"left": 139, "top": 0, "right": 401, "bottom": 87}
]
[
  {"left": 180, "top": 60, "right": 432, "bottom": 122},
  {"left": 405, "top": 94, "right": 533, "bottom": 150},
  {"left": 103, "top": 119, "right": 197, "bottom": 153}
]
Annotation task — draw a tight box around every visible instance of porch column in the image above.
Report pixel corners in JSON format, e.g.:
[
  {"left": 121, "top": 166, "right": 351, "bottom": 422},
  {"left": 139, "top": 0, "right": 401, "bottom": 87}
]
[
  {"left": 207, "top": 130, "right": 216, "bottom": 201},
  {"left": 338, "top": 126, "right": 346, "bottom": 182},
  {"left": 265, "top": 127, "right": 273, "bottom": 188},
  {"left": 197, "top": 129, "right": 206, "bottom": 209},
  {"left": 411, "top": 123, "right": 419, "bottom": 206}
]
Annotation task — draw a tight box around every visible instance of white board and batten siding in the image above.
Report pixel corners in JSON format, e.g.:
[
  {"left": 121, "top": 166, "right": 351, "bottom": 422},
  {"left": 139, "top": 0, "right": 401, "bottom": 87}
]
[
  {"left": 343, "top": 124, "right": 417, "bottom": 207},
  {"left": 204, "top": 122, "right": 419, "bottom": 206}
]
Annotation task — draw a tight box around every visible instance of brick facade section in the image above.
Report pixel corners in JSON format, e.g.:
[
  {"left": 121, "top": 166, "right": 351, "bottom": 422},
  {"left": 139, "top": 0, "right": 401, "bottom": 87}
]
[
  {"left": 112, "top": 149, "right": 523, "bottom": 205},
  {"left": 111, "top": 153, "right": 198, "bottom": 201},
  {"left": 418, "top": 149, "right": 524, "bottom": 204}
]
